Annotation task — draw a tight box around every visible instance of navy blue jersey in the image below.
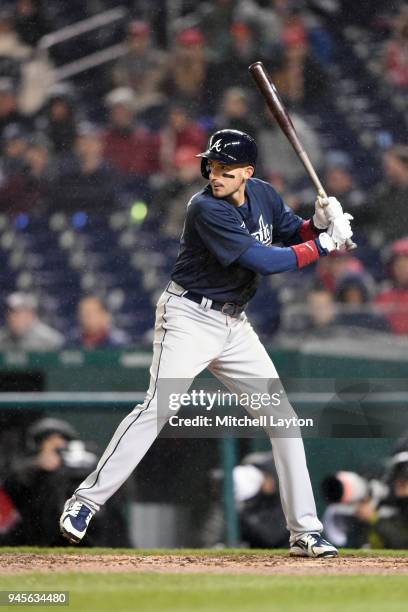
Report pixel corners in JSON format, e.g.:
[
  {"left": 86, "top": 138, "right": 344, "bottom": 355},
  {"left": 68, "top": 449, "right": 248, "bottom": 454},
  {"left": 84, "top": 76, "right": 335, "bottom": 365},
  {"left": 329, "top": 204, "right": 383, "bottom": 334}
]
[{"left": 171, "top": 177, "right": 305, "bottom": 305}]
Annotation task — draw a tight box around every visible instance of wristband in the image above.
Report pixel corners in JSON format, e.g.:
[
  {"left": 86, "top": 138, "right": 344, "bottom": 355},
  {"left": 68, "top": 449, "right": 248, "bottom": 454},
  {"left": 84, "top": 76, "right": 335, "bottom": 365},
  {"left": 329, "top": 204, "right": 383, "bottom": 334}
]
[{"left": 291, "top": 240, "right": 320, "bottom": 268}]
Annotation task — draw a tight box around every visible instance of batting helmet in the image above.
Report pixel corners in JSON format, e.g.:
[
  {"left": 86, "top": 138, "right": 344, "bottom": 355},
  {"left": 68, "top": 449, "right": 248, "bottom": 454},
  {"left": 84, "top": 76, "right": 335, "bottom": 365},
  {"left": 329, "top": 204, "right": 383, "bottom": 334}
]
[{"left": 197, "top": 129, "right": 257, "bottom": 179}]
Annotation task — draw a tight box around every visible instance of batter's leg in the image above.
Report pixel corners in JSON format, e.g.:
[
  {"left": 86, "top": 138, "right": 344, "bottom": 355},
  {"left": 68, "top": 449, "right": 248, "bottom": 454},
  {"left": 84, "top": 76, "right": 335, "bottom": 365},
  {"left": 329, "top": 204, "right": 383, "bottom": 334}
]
[
  {"left": 72, "top": 292, "right": 229, "bottom": 512},
  {"left": 209, "top": 313, "right": 323, "bottom": 540}
]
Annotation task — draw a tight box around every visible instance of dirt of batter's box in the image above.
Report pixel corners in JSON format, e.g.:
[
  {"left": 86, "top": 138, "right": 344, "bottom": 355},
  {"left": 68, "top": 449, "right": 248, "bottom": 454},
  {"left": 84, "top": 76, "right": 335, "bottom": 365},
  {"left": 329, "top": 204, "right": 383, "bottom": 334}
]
[{"left": 1, "top": 553, "right": 408, "bottom": 575}]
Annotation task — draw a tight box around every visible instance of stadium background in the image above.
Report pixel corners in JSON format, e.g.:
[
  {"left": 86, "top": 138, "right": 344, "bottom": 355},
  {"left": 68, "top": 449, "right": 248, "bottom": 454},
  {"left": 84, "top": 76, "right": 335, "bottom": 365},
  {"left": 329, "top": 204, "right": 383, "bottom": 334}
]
[{"left": 0, "top": 0, "right": 407, "bottom": 547}]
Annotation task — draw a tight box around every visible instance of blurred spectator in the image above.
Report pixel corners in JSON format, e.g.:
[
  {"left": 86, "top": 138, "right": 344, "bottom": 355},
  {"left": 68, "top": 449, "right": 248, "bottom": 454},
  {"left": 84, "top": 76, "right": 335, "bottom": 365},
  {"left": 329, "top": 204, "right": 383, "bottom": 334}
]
[
  {"left": 14, "top": 0, "right": 49, "bottom": 47},
  {"left": 18, "top": 49, "right": 54, "bottom": 118},
  {"left": 0, "top": 78, "right": 26, "bottom": 140},
  {"left": 297, "top": 151, "right": 365, "bottom": 225},
  {"left": 0, "top": 130, "right": 52, "bottom": 215},
  {"left": 0, "top": 4, "right": 53, "bottom": 115},
  {"left": 356, "top": 452, "right": 408, "bottom": 548},
  {"left": 0, "top": 122, "right": 27, "bottom": 173},
  {"left": 321, "top": 469, "right": 389, "bottom": 548},
  {"left": 159, "top": 103, "right": 207, "bottom": 178},
  {"left": 202, "top": 451, "right": 287, "bottom": 548},
  {"left": 234, "top": 452, "right": 287, "bottom": 548},
  {"left": 267, "top": 173, "right": 299, "bottom": 211},
  {"left": 0, "top": 5, "right": 53, "bottom": 115},
  {"left": 112, "top": 20, "right": 167, "bottom": 115},
  {"left": 257, "top": 107, "right": 322, "bottom": 184},
  {"left": 280, "top": 285, "right": 338, "bottom": 340},
  {"left": 149, "top": 145, "right": 203, "bottom": 239},
  {"left": 235, "top": 0, "right": 283, "bottom": 53},
  {"left": 164, "top": 27, "right": 218, "bottom": 116},
  {"left": 0, "top": 7, "right": 31, "bottom": 62},
  {"left": 0, "top": 417, "right": 130, "bottom": 546},
  {"left": 383, "top": 6, "right": 408, "bottom": 89},
  {"left": 228, "top": 20, "right": 259, "bottom": 67},
  {"left": 190, "top": 0, "right": 236, "bottom": 61},
  {"left": 303, "top": 285, "right": 337, "bottom": 336},
  {"left": 323, "top": 152, "right": 365, "bottom": 223},
  {"left": 214, "top": 87, "right": 258, "bottom": 137},
  {"left": 315, "top": 251, "right": 364, "bottom": 293},
  {"left": 0, "top": 418, "right": 79, "bottom": 546},
  {"left": 0, "top": 292, "right": 63, "bottom": 351},
  {"left": 51, "top": 122, "right": 120, "bottom": 212},
  {"left": 368, "top": 145, "right": 408, "bottom": 243},
  {"left": 270, "top": 23, "right": 328, "bottom": 109},
  {"left": 375, "top": 238, "right": 408, "bottom": 335},
  {"left": 0, "top": 54, "right": 20, "bottom": 89},
  {"left": 18, "top": 133, "right": 53, "bottom": 212},
  {"left": 103, "top": 87, "right": 160, "bottom": 180},
  {"left": 216, "top": 20, "right": 260, "bottom": 91},
  {"left": 68, "top": 295, "right": 129, "bottom": 349},
  {"left": 335, "top": 272, "right": 389, "bottom": 333},
  {"left": 36, "top": 83, "right": 78, "bottom": 155}
]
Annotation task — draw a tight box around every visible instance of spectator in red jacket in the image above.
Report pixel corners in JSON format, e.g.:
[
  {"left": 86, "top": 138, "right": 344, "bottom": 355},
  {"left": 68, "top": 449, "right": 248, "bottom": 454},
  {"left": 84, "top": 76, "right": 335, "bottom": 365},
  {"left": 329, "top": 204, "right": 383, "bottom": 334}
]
[
  {"left": 159, "top": 103, "right": 207, "bottom": 178},
  {"left": 103, "top": 87, "right": 160, "bottom": 179},
  {"left": 375, "top": 238, "right": 408, "bottom": 335},
  {"left": 384, "top": 6, "right": 408, "bottom": 89}
]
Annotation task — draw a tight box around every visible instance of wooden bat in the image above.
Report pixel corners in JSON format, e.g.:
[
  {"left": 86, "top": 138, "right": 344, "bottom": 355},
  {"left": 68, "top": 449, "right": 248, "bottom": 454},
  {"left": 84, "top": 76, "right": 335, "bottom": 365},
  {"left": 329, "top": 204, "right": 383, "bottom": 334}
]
[{"left": 248, "top": 61, "right": 357, "bottom": 251}]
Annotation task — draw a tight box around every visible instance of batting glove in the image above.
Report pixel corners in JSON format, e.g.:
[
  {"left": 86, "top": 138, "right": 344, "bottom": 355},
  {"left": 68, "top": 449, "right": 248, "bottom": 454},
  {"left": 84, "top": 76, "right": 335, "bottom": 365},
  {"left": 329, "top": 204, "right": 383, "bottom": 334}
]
[
  {"left": 313, "top": 196, "right": 344, "bottom": 229},
  {"left": 317, "top": 213, "right": 353, "bottom": 252}
]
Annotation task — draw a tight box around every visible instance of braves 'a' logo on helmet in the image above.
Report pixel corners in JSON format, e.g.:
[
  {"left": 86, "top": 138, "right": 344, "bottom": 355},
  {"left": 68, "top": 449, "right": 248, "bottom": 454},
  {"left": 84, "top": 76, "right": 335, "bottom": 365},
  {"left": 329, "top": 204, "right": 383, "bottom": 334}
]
[{"left": 209, "top": 139, "right": 223, "bottom": 152}]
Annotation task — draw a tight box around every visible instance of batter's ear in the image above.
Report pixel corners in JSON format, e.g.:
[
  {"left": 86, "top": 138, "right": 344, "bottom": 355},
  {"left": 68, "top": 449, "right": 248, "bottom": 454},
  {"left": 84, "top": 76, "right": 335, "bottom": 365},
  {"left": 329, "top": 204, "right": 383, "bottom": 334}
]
[{"left": 245, "top": 165, "right": 255, "bottom": 179}]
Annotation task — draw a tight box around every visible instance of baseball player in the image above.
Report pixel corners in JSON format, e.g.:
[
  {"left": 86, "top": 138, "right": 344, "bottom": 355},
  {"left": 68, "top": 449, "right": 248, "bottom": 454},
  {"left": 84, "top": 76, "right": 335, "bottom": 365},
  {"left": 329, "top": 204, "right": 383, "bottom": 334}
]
[{"left": 60, "top": 129, "right": 353, "bottom": 557}]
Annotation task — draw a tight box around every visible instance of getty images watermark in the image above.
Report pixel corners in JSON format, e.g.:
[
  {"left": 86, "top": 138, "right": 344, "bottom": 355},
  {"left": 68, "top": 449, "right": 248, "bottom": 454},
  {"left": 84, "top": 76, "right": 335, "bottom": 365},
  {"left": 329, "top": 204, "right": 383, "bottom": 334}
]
[
  {"left": 156, "top": 379, "right": 315, "bottom": 438},
  {"left": 156, "top": 378, "right": 408, "bottom": 438},
  {"left": 167, "top": 390, "right": 313, "bottom": 429}
]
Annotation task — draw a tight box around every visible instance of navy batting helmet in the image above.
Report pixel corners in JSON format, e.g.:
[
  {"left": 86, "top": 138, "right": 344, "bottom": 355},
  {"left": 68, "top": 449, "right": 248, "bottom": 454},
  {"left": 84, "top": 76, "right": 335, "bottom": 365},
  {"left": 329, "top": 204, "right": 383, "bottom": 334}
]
[{"left": 197, "top": 129, "right": 257, "bottom": 179}]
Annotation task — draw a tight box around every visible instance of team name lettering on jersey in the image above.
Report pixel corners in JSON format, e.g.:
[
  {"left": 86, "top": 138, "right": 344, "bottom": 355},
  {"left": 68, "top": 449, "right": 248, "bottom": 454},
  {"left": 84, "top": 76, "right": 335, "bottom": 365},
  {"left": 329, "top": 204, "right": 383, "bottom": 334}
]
[{"left": 251, "top": 215, "right": 273, "bottom": 246}]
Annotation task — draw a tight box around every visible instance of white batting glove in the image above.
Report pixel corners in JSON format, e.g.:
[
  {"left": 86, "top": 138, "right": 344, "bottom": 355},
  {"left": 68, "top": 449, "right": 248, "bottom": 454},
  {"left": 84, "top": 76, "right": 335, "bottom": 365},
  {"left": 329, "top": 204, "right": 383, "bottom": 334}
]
[
  {"left": 317, "top": 213, "right": 354, "bottom": 252},
  {"left": 313, "top": 196, "right": 344, "bottom": 229}
]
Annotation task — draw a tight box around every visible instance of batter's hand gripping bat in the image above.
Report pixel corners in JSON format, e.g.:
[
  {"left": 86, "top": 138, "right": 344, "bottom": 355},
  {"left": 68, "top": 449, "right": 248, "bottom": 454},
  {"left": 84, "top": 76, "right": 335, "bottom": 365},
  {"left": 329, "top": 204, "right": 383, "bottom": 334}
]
[{"left": 248, "top": 61, "right": 357, "bottom": 251}]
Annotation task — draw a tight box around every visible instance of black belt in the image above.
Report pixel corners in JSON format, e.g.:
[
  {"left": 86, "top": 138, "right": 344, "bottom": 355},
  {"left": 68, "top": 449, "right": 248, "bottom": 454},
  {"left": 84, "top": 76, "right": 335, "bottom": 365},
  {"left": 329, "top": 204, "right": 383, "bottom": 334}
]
[{"left": 183, "top": 291, "right": 246, "bottom": 317}]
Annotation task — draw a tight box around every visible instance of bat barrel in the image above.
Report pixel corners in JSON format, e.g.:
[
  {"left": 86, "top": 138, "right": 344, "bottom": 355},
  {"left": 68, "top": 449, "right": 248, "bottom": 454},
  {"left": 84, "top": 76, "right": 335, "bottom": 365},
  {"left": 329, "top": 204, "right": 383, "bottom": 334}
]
[{"left": 249, "top": 61, "right": 357, "bottom": 251}]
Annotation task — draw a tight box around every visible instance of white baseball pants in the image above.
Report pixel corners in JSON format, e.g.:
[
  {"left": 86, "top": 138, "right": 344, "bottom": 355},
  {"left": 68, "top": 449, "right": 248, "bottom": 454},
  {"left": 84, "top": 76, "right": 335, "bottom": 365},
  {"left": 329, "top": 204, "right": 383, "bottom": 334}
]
[{"left": 74, "top": 282, "right": 323, "bottom": 540}]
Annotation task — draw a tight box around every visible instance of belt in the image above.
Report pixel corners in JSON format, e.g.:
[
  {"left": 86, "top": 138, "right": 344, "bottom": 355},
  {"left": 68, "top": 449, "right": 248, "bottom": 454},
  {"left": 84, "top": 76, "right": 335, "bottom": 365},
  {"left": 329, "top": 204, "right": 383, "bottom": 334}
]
[{"left": 183, "top": 291, "right": 246, "bottom": 317}]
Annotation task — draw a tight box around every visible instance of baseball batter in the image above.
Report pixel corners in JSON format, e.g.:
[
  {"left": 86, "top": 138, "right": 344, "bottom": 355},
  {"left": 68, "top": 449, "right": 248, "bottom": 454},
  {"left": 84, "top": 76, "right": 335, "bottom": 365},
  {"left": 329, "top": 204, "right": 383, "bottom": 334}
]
[{"left": 60, "top": 129, "right": 353, "bottom": 557}]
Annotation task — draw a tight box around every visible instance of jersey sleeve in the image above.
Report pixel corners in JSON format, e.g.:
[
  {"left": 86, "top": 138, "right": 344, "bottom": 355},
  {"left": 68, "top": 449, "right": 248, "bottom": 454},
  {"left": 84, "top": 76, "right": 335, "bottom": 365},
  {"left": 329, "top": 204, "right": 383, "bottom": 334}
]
[
  {"left": 272, "top": 192, "right": 306, "bottom": 246},
  {"left": 194, "top": 201, "right": 256, "bottom": 268}
]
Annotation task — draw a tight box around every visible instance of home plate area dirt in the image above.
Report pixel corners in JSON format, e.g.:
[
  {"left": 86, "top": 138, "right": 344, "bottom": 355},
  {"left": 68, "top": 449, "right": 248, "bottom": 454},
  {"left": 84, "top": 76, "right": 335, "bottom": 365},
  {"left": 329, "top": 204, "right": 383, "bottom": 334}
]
[{"left": 1, "top": 553, "right": 408, "bottom": 575}]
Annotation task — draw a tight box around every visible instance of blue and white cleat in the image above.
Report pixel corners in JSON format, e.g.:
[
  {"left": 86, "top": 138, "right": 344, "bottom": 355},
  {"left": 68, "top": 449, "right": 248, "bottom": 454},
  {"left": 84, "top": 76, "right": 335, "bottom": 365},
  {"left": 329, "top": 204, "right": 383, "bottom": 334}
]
[
  {"left": 290, "top": 533, "right": 338, "bottom": 558},
  {"left": 59, "top": 497, "right": 94, "bottom": 544}
]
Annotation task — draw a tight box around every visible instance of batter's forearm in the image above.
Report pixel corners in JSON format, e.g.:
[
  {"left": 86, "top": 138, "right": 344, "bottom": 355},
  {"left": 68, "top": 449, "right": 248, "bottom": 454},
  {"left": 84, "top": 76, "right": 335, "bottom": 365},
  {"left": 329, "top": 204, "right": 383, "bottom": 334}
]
[
  {"left": 238, "top": 239, "right": 327, "bottom": 275},
  {"left": 238, "top": 243, "right": 297, "bottom": 274}
]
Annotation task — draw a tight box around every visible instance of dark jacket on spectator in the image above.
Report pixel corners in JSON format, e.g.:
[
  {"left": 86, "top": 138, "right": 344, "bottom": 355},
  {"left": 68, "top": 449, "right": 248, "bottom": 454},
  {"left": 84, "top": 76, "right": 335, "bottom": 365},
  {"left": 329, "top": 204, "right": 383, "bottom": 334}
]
[{"left": 51, "top": 158, "right": 120, "bottom": 212}]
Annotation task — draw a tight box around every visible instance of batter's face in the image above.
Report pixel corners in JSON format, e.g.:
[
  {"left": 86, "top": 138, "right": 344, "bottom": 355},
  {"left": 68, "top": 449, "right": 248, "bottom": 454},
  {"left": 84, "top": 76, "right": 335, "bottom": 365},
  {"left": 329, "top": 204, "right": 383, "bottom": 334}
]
[{"left": 208, "top": 159, "right": 254, "bottom": 201}]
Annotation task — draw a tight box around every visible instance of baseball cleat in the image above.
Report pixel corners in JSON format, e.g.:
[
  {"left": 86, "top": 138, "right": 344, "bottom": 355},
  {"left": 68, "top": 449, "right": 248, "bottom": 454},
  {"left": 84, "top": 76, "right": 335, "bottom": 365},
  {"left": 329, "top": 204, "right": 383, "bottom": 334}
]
[
  {"left": 290, "top": 533, "right": 338, "bottom": 558},
  {"left": 59, "top": 497, "right": 94, "bottom": 544}
]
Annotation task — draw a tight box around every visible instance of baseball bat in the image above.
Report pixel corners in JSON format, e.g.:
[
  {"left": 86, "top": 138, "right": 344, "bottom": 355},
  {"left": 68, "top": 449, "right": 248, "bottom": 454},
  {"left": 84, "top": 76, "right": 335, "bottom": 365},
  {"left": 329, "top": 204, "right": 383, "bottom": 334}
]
[{"left": 248, "top": 61, "right": 357, "bottom": 251}]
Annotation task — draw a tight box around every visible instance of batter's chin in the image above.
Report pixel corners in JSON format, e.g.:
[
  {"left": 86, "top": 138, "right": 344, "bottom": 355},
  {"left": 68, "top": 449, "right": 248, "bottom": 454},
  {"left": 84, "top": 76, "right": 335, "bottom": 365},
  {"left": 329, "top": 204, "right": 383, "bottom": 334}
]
[{"left": 211, "top": 185, "right": 229, "bottom": 198}]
